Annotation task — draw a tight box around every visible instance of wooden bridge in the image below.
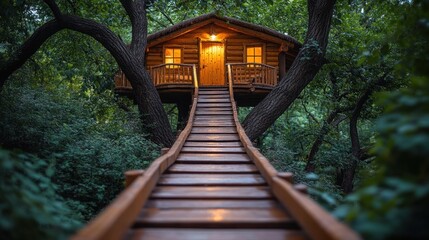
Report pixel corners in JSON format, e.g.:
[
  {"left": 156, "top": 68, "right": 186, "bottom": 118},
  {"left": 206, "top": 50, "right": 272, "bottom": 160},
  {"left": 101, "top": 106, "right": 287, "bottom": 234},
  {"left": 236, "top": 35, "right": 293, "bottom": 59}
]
[{"left": 73, "top": 75, "right": 360, "bottom": 239}]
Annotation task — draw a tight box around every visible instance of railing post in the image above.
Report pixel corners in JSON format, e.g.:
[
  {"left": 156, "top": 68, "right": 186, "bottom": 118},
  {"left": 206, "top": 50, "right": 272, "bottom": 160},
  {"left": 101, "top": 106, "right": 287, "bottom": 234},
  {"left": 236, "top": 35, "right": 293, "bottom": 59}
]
[
  {"left": 124, "top": 170, "right": 144, "bottom": 188},
  {"left": 227, "top": 64, "right": 233, "bottom": 93}
]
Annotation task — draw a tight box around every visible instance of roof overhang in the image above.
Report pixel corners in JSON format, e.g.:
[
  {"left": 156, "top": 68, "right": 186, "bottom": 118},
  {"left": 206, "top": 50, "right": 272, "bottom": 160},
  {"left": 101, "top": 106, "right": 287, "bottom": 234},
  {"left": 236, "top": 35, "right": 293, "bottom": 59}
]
[{"left": 147, "top": 13, "right": 302, "bottom": 49}]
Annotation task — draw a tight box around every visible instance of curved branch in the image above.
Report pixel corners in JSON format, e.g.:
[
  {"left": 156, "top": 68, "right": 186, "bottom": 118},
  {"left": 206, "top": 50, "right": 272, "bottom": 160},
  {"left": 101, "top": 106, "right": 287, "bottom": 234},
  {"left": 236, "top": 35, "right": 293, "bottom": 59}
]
[{"left": 0, "top": 20, "right": 64, "bottom": 90}]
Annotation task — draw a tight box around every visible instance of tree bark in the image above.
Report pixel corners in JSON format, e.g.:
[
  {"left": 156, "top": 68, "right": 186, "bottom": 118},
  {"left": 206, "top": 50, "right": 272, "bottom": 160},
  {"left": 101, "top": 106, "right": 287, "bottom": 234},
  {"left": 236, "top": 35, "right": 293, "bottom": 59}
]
[
  {"left": 243, "top": 0, "right": 337, "bottom": 140},
  {"left": 1, "top": 0, "right": 175, "bottom": 146}
]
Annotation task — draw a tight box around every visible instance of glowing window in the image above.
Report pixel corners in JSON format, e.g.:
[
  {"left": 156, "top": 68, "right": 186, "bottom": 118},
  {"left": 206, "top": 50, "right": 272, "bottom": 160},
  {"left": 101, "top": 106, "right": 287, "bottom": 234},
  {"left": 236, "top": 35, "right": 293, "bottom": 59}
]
[
  {"left": 165, "top": 48, "right": 181, "bottom": 68},
  {"left": 246, "top": 46, "right": 262, "bottom": 65}
]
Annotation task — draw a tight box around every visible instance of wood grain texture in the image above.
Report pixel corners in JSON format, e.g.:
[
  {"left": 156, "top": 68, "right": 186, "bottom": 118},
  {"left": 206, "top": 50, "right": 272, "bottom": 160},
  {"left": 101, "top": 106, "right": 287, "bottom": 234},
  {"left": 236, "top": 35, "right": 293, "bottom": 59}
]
[
  {"left": 125, "top": 228, "right": 307, "bottom": 240},
  {"left": 150, "top": 186, "right": 273, "bottom": 199},
  {"left": 134, "top": 208, "right": 294, "bottom": 228},
  {"left": 176, "top": 153, "right": 251, "bottom": 163},
  {"left": 145, "top": 199, "right": 279, "bottom": 209},
  {"left": 158, "top": 173, "right": 266, "bottom": 186},
  {"left": 180, "top": 146, "right": 245, "bottom": 153},
  {"left": 183, "top": 141, "right": 243, "bottom": 147},
  {"left": 191, "top": 127, "right": 237, "bottom": 134},
  {"left": 187, "top": 134, "right": 239, "bottom": 141}
]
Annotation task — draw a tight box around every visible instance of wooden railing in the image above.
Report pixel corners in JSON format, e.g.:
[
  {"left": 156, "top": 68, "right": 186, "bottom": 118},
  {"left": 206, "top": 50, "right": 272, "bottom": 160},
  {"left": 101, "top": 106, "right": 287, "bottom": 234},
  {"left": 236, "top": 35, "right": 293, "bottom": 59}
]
[
  {"left": 226, "top": 63, "right": 277, "bottom": 87},
  {"left": 227, "top": 71, "right": 360, "bottom": 240},
  {"left": 73, "top": 72, "right": 199, "bottom": 240},
  {"left": 114, "top": 64, "right": 197, "bottom": 89},
  {"left": 149, "top": 64, "right": 196, "bottom": 85}
]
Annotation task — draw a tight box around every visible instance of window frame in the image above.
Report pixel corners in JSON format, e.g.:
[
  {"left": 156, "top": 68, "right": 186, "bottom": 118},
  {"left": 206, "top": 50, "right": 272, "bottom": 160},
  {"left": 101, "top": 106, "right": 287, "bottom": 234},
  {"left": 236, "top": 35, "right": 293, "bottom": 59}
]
[
  {"left": 244, "top": 44, "right": 265, "bottom": 67},
  {"left": 163, "top": 46, "right": 183, "bottom": 68}
]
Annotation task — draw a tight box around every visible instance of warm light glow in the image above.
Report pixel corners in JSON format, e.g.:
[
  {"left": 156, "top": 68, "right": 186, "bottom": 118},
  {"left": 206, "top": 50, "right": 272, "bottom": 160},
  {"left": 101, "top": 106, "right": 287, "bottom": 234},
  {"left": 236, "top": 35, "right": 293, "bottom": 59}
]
[
  {"left": 211, "top": 209, "right": 226, "bottom": 222},
  {"left": 210, "top": 34, "right": 217, "bottom": 40}
]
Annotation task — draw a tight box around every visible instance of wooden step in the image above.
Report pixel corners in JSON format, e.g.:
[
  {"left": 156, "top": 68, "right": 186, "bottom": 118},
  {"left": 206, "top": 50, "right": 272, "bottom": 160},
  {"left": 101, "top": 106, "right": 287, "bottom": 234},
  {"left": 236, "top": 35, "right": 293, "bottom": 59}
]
[
  {"left": 176, "top": 153, "right": 250, "bottom": 163},
  {"left": 145, "top": 199, "right": 280, "bottom": 209},
  {"left": 150, "top": 186, "right": 273, "bottom": 199},
  {"left": 197, "top": 103, "right": 232, "bottom": 107},
  {"left": 126, "top": 228, "right": 307, "bottom": 240},
  {"left": 181, "top": 147, "right": 245, "bottom": 153},
  {"left": 193, "top": 122, "right": 235, "bottom": 127},
  {"left": 194, "top": 116, "right": 234, "bottom": 121},
  {"left": 167, "top": 164, "right": 257, "bottom": 173},
  {"left": 199, "top": 95, "right": 230, "bottom": 98},
  {"left": 191, "top": 127, "right": 237, "bottom": 134},
  {"left": 195, "top": 111, "right": 233, "bottom": 115},
  {"left": 158, "top": 174, "right": 266, "bottom": 186},
  {"left": 197, "top": 107, "right": 232, "bottom": 111},
  {"left": 187, "top": 134, "right": 240, "bottom": 142},
  {"left": 134, "top": 208, "right": 294, "bottom": 228},
  {"left": 198, "top": 98, "right": 231, "bottom": 103},
  {"left": 183, "top": 141, "right": 243, "bottom": 147}
]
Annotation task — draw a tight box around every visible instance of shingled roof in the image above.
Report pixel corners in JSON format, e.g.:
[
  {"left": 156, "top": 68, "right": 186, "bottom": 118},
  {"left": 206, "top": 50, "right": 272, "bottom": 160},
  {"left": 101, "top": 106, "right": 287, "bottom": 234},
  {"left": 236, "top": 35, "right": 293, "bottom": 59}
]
[{"left": 147, "top": 13, "right": 301, "bottom": 47}]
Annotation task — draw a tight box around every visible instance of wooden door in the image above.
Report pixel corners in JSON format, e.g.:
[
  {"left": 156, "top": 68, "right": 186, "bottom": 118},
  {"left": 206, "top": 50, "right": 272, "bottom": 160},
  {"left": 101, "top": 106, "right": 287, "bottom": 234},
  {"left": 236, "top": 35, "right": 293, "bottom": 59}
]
[{"left": 200, "top": 42, "right": 225, "bottom": 86}]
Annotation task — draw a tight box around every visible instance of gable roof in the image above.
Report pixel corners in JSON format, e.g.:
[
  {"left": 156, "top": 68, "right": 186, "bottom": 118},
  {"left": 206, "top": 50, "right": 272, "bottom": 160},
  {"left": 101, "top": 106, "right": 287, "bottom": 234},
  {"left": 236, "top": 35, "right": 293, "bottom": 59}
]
[{"left": 147, "top": 13, "right": 302, "bottom": 48}]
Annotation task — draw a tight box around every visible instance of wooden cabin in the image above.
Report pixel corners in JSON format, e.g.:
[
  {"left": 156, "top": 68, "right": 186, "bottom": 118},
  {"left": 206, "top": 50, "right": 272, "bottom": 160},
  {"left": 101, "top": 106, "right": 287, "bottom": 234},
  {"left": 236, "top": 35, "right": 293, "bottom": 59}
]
[{"left": 115, "top": 13, "right": 301, "bottom": 106}]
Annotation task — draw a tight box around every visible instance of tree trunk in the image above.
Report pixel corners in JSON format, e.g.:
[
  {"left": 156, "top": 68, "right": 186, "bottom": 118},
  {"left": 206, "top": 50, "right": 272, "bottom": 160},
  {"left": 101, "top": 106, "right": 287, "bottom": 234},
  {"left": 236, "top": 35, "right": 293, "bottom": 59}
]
[
  {"left": 336, "top": 90, "right": 370, "bottom": 193},
  {"left": 305, "top": 110, "right": 340, "bottom": 172},
  {"left": 243, "top": 0, "right": 337, "bottom": 140},
  {"left": 0, "top": 1, "right": 175, "bottom": 146}
]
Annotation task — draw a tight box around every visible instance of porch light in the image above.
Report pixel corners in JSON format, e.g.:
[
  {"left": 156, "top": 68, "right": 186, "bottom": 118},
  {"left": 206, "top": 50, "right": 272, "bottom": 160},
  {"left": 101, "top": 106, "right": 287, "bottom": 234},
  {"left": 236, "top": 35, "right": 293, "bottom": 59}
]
[{"left": 210, "top": 34, "right": 217, "bottom": 40}]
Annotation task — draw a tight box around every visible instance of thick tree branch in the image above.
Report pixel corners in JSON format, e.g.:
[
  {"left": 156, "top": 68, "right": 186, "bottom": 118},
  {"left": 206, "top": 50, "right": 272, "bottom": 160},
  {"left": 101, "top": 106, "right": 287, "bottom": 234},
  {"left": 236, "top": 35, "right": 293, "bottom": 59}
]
[
  {"left": 43, "top": 0, "right": 62, "bottom": 19},
  {"left": 0, "top": 20, "right": 64, "bottom": 90}
]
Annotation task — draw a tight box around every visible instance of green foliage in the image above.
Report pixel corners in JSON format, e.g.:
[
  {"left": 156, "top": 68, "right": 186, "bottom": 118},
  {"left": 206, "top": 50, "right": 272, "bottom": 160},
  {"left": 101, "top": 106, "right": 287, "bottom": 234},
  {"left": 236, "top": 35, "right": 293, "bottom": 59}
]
[
  {"left": 0, "top": 149, "right": 81, "bottom": 240},
  {"left": 0, "top": 80, "right": 159, "bottom": 230}
]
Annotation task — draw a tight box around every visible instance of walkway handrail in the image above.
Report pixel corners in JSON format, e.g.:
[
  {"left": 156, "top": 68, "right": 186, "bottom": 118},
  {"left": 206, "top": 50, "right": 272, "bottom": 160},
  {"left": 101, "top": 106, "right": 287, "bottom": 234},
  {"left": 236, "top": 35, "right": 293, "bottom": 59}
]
[
  {"left": 226, "top": 63, "right": 277, "bottom": 87},
  {"left": 227, "top": 73, "right": 361, "bottom": 240},
  {"left": 149, "top": 63, "right": 196, "bottom": 86},
  {"left": 72, "top": 66, "right": 199, "bottom": 240}
]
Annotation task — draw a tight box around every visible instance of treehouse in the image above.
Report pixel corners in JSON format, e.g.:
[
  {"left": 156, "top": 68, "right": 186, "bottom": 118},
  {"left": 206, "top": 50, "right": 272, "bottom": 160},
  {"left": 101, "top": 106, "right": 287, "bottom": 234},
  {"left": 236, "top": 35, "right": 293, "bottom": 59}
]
[{"left": 114, "top": 13, "right": 301, "bottom": 106}]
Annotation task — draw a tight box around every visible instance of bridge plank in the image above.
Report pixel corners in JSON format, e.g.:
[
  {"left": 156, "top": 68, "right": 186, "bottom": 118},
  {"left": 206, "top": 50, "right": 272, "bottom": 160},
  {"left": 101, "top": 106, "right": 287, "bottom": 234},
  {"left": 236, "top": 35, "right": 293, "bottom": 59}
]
[
  {"left": 134, "top": 208, "right": 294, "bottom": 228},
  {"left": 198, "top": 98, "right": 231, "bottom": 103},
  {"left": 191, "top": 127, "right": 237, "bottom": 134},
  {"left": 150, "top": 186, "right": 273, "bottom": 199},
  {"left": 187, "top": 134, "right": 239, "bottom": 141},
  {"left": 145, "top": 199, "right": 280, "bottom": 209},
  {"left": 193, "top": 121, "right": 235, "bottom": 127},
  {"left": 158, "top": 173, "right": 266, "bottom": 186},
  {"left": 125, "top": 228, "right": 307, "bottom": 240},
  {"left": 196, "top": 111, "right": 233, "bottom": 115},
  {"left": 176, "top": 153, "right": 250, "bottom": 163},
  {"left": 197, "top": 103, "right": 232, "bottom": 107},
  {"left": 181, "top": 147, "right": 245, "bottom": 153},
  {"left": 183, "top": 141, "right": 243, "bottom": 147},
  {"left": 167, "top": 163, "right": 257, "bottom": 173},
  {"left": 196, "top": 107, "right": 232, "bottom": 111}
]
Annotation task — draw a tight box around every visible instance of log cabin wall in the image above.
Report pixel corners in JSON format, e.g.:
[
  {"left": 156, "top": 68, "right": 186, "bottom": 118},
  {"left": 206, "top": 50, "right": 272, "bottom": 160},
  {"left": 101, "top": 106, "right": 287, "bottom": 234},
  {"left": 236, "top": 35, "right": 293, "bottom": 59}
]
[{"left": 146, "top": 23, "right": 293, "bottom": 84}]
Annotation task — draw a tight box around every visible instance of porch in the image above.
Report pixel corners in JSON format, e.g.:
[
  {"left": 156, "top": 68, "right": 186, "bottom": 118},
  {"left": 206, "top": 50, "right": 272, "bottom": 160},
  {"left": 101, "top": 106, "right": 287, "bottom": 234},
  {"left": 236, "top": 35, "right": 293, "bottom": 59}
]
[{"left": 114, "top": 63, "right": 278, "bottom": 106}]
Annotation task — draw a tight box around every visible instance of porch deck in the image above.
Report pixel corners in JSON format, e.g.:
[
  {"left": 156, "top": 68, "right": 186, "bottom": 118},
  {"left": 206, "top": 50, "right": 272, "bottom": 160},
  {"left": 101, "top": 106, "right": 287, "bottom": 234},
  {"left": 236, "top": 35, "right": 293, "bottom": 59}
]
[{"left": 114, "top": 63, "right": 278, "bottom": 106}]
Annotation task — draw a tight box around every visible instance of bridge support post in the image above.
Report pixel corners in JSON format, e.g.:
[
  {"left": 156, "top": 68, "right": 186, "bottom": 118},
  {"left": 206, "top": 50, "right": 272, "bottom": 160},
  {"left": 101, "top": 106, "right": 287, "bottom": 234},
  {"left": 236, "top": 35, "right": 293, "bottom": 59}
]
[{"left": 124, "top": 169, "right": 144, "bottom": 188}]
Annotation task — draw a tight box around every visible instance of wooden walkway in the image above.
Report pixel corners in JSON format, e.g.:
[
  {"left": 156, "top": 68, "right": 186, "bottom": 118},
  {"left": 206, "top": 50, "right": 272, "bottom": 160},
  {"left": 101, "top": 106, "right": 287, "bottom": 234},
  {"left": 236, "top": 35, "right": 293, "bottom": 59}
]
[
  {"left": 73, "top": 86, "right": 360, "bottom": 240},
  {"left": 128, "top": 88, "right": 301, "bottom": 239}
]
